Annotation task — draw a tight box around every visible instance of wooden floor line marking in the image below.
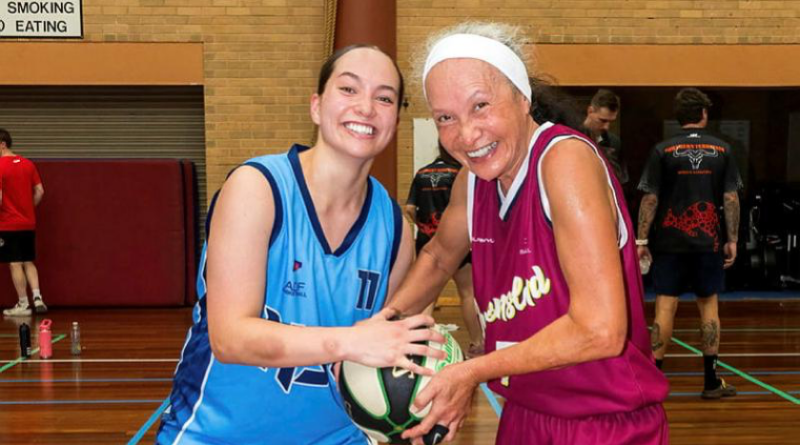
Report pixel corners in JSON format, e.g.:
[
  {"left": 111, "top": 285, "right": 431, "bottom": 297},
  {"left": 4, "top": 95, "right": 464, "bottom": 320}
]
[
  {"left": 666, "top": 370, "right": 800, "bottom": 376},
  {"left": 665, "top": 352, "right": 800, "bottom": 358},
  {"left": 0, "top": 399, "right": 164, "bottom": 405},
  {"left": 672, "top": 328, "right": 800, "bottom": 333},
  {"left": 127, "top": 397, "right": 171, "bottom": 445},
  {"left": 670, "top": 336, "right": 800, "bottom": 406},
  {"left": 0, "top": 334, "right": 67, "bottom": 374},
  {"left": 0, "top": 358, "right": 180, "bottom": 364},
  {"left": 0, "top": 377, "right": 173, "bottom": 383},
  {"left": 670, "top": 390, "right": 800, "bottom": 397},
  {"left": 479, "top": 383, "right": 503, "bottom": 418}
]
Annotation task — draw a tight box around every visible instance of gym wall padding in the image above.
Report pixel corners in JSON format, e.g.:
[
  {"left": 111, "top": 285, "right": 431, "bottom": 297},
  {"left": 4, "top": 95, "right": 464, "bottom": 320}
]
[
  {"left": 0, "top": 159, "right": 198, "bottom": 307},
  {"left": 181, "top": 160, "right": 199, "bottom": 306}
]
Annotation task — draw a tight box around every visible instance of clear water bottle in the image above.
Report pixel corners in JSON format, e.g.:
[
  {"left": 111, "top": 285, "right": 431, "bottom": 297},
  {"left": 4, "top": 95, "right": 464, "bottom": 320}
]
[{"left": 70, "top": 322, "right": 81, "bottom": 355}]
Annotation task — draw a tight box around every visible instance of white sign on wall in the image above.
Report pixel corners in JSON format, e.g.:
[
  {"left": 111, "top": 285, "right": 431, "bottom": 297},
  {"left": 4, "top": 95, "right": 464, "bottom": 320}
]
[
  {"left": 413, "top": 118, "right": 439, "bottom": 173},
  {"left": 0, "top": 0, "right": 82, "bottom": 38}
]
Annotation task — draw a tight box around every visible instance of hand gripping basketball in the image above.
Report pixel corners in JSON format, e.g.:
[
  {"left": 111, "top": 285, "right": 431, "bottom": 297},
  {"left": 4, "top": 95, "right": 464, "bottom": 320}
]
[{"left": 338, "top": 324, "right": 463, "bottom": 444}]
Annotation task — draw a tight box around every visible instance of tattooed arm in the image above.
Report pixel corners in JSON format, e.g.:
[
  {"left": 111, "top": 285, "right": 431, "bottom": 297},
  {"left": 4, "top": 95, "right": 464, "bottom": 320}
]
[
  {"left": 638, "top": 193, "right": 659, "bottom": 240},
  {"left": 637, "top": 193, "right": 659, "bottom": 263},
  {"left": 722, "top": 191, "right": 740, "bottom": 268}
]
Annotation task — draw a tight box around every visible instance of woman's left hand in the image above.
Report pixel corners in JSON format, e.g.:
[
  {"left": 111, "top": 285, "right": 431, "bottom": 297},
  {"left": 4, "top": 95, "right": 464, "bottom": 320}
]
[{"left": 401, "top": 361, "right": 479, "bottom": 444}]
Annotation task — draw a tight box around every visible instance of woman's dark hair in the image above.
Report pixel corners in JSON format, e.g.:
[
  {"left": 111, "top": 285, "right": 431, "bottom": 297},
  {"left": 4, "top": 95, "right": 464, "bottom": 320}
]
[
  {"left": 528, "top": 75, "right": 585, "bottom": 133},
  {"left": 317, "top": 44, "right": 405, "bottom": 111}
]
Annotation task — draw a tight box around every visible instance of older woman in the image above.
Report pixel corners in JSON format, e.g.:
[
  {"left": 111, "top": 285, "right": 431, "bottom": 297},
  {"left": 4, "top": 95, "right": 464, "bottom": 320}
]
[{"left": 387, "top": 23, "right": 669, "bottom": 444}]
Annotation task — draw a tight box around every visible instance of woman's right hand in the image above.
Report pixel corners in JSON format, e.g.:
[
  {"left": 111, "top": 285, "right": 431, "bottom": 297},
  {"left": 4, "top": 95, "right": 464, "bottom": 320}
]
[{"left": 344, "top": 308, "right": 446, "bottom": 376}]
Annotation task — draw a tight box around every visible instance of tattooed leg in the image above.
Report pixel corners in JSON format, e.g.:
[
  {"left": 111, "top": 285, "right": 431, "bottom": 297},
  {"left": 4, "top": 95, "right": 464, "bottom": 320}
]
[
  {"left": 651, "top": 323, "right": 664, "bottom": 352},
  {"left": 700, "top": 320, "right": 720, "bottom": 355},
  {"left": 653, "top": 295, "right": 678, "bottom": 359},
  {"left": 696, "top": 294, "right": 721, "bottom": 356}
]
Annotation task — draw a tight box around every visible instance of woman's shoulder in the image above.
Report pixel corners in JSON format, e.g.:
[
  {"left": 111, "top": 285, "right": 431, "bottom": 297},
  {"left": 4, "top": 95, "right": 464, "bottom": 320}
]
[
  {"left": 237, "top": 146, "right": 304, "bottom": 185},
  {"left": 244, "top": 149, "right": 293, "bottom": 168}
]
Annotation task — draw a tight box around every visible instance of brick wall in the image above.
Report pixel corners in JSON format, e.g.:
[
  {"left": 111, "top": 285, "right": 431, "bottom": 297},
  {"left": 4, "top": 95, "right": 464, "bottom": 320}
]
[
  {"left": 83, "top": 0, "right": 325, "bottom": 194},
  {"left": 77, "top": 0, "right": 800, "bottom": 200},
  {"left": 393, "top": 1, "right": 799, "bottom": 302},
  {"left": 73, "top": 1, "right": 799, "bottom": 303},
  {"left": 395, "top": 0, "right": 800, "bottom": 201}
]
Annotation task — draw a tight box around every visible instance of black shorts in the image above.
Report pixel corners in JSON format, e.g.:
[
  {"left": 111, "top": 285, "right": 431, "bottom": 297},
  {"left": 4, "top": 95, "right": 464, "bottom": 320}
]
[
  {"left": 0, "top": 231, "right": 36, "bottom": 263},
  {"left": 415, "top": 233, "right": 471, "bottom": 269},
  {"left": 651, "top": 252, "right": 724, "bottom": 297}
]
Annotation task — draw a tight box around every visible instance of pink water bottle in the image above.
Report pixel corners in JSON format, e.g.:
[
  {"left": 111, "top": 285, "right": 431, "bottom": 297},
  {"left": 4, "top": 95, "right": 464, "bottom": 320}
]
[{"left": 38, "top": 319, "right": 53, "bottom": 359}]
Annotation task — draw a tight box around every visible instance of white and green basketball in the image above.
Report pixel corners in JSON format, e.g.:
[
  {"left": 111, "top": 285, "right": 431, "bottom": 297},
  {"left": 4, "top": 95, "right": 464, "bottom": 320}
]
[{"left": 338, "top": 324, "right": 464, "bottom": 444}]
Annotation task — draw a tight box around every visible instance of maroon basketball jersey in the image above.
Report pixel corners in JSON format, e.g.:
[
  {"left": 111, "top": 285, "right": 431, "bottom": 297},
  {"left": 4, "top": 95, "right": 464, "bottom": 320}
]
[{"left": 469, "top": 122, "right": 668, "bottom": 418}]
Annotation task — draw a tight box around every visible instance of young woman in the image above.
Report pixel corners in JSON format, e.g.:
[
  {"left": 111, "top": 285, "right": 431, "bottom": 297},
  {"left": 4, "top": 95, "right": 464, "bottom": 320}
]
[{"left": 156, "top": 45, "right": 444, "bottom": 445}]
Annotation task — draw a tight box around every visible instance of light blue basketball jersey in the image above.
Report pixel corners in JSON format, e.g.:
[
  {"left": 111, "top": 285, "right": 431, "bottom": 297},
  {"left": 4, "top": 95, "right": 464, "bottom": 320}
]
[{"left": 157, "top": 145, "right": 403, "bottom": 445}]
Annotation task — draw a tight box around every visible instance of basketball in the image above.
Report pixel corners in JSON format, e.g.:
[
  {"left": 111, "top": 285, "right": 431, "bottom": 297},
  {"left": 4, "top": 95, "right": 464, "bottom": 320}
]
[{"left": 338, "top": 324, "right": 464, "bottom": 444}]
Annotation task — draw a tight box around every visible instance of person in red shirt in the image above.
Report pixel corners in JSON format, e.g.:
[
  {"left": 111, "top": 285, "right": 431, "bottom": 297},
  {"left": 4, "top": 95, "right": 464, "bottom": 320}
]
[{"left": 0, "top": 129, "right": 46, "bottom": 317}]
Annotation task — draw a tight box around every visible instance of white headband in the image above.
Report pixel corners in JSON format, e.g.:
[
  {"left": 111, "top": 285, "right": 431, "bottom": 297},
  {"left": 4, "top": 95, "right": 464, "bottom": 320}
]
[{"left": 422, "top": 33, "right": 531, "bottom": 102}]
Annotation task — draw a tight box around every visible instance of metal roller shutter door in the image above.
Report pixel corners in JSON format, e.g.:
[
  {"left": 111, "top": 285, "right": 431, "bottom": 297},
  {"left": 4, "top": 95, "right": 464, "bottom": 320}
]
[{"left": 0, "top": 85, "right": 207, "bottom": 240}]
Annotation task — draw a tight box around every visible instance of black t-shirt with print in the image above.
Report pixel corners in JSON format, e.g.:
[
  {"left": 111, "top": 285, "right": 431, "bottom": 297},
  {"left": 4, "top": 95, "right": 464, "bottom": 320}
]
[
  {"left": 406, "top": 158, "right": 460, "bottom": 245},
  {"left": 638, "top": 128, "right": 742, "bottom": 253},
  {"left": 598, "top": 131, "right": 629, "bottom": 185}
]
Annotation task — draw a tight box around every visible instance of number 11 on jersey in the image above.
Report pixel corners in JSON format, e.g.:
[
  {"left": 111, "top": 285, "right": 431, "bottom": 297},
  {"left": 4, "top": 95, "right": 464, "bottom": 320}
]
[{"left": 356, "top": 270, "right": 380, "bottom": 311}]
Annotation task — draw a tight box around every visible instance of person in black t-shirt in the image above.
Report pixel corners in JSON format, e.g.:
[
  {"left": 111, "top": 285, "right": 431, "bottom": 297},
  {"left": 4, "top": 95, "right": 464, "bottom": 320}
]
[
  {"left": 583, "top": 89, "right": 628, "bottom": 185},
  {"left": 406, "top": 142, "right": 483, "bottom": 357},
  {"left": 406, "top": 148, "right": 460, "bottom": 254},
  {"left": 636, "top": 88, "right": 742, "bottom": 400}
]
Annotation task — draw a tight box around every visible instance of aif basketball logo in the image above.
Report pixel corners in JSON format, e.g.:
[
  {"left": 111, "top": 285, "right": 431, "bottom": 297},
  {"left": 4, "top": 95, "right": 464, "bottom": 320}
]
[{"left": 283, "top": 281, "right": 306, "bottom": 297}]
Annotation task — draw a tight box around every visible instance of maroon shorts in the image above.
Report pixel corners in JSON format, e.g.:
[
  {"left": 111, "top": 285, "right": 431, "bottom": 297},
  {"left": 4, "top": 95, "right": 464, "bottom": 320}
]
[{"left": 496, "top": 401, "right": 668, "bottom": 445}]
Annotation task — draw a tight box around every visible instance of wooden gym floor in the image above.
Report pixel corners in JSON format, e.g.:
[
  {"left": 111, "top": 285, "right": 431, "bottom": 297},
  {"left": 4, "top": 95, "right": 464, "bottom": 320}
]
[{"left": 1, "top": 300, "right": 798, "bottom": 444}]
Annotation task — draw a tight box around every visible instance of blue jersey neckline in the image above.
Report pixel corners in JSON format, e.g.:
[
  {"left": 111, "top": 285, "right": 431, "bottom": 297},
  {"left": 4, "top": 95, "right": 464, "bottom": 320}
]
[{"left": 288, "top": 144, "right": 373, "bottom": 257}]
